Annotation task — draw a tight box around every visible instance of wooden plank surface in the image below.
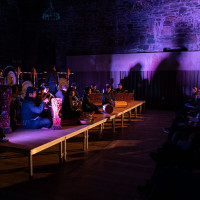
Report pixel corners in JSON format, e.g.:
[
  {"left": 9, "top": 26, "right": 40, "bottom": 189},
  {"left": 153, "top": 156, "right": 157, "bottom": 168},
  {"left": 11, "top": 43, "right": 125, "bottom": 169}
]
[{"left": 0, "top": 100, "right": 145, "bottom": 153}]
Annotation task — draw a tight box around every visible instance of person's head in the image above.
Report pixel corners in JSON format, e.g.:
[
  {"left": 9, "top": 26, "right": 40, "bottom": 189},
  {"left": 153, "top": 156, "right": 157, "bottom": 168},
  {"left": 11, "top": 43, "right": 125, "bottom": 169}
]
[
  {"left": 118, "top": 83, "right": 122, "bottom": 89},
  {"left": 61, "top": 85, "right": 68, "bottom": 92},
  {"left": 192, "top": 87, "right": 197, "bottom": 94},
  {"left": 26, "top": 87, "right": 37, "bottom": 98},
  {"left": 71, "top": 83, "right": 77, "bottom": 90},
  {"left": 106, "top": 85, "right": 111, "bottom": 93},
  {"left": 84, "top": 86, "right": 92, "bottom": 95},
  {"left": 91, "top": 84, "right": 96, "bottom": 90}
]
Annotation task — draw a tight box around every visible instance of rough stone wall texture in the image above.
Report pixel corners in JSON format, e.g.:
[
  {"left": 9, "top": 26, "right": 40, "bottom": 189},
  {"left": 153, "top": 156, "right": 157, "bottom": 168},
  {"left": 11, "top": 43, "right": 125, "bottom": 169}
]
[{"left": 0, "top": 0, "right": 200, "bottom": 71}]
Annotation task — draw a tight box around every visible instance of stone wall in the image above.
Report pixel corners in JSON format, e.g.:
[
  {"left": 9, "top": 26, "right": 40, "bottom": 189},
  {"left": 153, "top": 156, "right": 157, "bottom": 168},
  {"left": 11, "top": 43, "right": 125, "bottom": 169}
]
[{"left": 0, "top": 0, "right": 200, "bottom": 71}]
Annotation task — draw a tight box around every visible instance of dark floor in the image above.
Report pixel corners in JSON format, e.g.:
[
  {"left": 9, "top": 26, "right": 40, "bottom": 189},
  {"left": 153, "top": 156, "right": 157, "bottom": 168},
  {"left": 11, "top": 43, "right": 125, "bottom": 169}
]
[{"left": 0, "top": 109, "right": 175, "bottom": 200}]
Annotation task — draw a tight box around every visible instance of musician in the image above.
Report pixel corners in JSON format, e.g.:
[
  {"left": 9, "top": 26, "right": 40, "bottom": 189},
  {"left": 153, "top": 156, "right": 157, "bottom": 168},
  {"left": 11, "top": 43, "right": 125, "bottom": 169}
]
[
  {"left": 82, "top": 86, "right": 99, "bottom": 113},
  {"left": 45, "top": 65, "right": 58, "bottom": 95},
  {"left": 102, "top": 85, "right": 115, "bottom": 105},
  {"left": 21, "top": 87, "right": 52, "bottom": 129},
  {"left": 71, "top": 83, "right": 80, "bottom": 99},
  {"left": 55, "top": 84, "right": 68, "bottom": 102},
  {"left": 62, "top": 87, "right": 81, "bottom": 118},
  {"left": 71, "top": 83, "right": 82, "bottom": 108},
  {"left": 91, "top": 84, "right": 100, "bottom": 93},
  {"left": 115, "top": 83, "right": 126, "bottom": 93},
  {"left": 36, "top": 85, "right": 53, "bottom": 119}
]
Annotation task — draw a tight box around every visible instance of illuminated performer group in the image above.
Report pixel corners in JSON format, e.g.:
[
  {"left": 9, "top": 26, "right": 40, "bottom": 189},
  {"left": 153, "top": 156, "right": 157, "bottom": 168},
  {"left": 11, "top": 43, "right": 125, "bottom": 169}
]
[
  {"left": 17, "top": 68, "right": 128, "bottom": 130},
  {"left": 0, "top": 65, "right": 129, "bottom": 136},
  {"left": 20, "top": 83, "right": 127, "bottom": 130}
]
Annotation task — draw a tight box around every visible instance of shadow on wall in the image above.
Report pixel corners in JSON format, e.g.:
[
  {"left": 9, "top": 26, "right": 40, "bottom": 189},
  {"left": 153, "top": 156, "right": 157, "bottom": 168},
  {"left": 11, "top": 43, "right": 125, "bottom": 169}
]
[
  {"left": 119, "top": 52, "right": 183, "bottom": 109},
  {"left": 149, "top": 52, "right": 182, "bottom": 109},
  {"left": 120, "top": 63, "right": 144, "bottom": 99}
]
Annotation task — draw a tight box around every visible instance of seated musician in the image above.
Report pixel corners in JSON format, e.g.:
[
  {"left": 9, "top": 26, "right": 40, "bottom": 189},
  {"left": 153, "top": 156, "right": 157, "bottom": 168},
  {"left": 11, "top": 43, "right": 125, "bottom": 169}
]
[
  {"left": 115, "top": 83, "right": 127, "bottom": 93},
  {"left": 102, "top": 85, "right": 115, "bottom": 105},
  {"left": 71, "top": 83, "right": 80, "bottom": 99},
  {"left": 82, "top": 86, "right": 99, "bottom": 114},
  {"left": 91, "top": 84, "right": 100, "bottom": 93},
  {"left": 55, "top": 84, "right": 68, "bottom": 102},
  {"left": 36, "top": 85, "right": 54, "bottom": 119},
  {"left": 21, "top": 87, "right": 52, "bottom": 129},
  {"left": 62, "top": 87, "right": 82, "bottom": 118}
]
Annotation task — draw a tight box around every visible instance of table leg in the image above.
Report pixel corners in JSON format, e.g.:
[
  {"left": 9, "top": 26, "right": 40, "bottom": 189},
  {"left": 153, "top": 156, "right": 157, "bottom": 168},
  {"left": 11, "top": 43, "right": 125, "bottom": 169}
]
[
  {"left": 59, "top": 141, "right": 63, "bottom": 163},
  {"left": 121, "top": 114, "right": 124, "bottom": 127},
  {"left": 135, "top": 107, "right": 137, "bottom": 118},
  {"left": 99, "top": 123, "right": 103, "bottom": 139},
  {"left": 112, "top": 118, "right": 115, "bottom": 132},
  {"left": 129, "top": 111, "right": 131, "bottom": 122},
  {"left": 139, "top": 105, "right": 142, "bottom": 114},
  {"left": 64, "top": 139, "right": 67, "bottom": 162},
  {"left": 83, "top": 130, "right": 89, "bottom": 151},
  {"left": 29, "top": 152, "right": 33, "bottom": 178}
]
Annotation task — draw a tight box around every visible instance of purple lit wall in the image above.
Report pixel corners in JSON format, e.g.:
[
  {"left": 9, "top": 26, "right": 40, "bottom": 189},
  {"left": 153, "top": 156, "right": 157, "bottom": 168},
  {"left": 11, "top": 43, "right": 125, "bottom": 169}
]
[
  {"left": 0, "top": 0, "right": 200, "bottom": 71},
  {"left": 67, "top": 51, "right": 200, "bottom": 88}
]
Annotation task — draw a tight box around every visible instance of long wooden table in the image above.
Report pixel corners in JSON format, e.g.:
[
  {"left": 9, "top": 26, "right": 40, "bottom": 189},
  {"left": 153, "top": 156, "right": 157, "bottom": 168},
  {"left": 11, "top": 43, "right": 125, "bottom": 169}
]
[{"left": 0, "top": 100, "right": 145, "bottom": 178}]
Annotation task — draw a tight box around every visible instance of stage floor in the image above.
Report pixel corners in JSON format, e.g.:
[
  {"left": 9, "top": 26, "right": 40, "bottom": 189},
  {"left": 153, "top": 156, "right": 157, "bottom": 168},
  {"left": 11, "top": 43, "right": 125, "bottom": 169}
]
[{"left": 0, "top": 109, "right": 175, "bottom": 200}]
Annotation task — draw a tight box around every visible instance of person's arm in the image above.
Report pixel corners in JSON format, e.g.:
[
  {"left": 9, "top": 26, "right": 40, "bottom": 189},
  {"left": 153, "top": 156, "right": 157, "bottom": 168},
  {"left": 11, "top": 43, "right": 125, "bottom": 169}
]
[{"left": 29, "top": 101, "right": 45, "bottom": 114}]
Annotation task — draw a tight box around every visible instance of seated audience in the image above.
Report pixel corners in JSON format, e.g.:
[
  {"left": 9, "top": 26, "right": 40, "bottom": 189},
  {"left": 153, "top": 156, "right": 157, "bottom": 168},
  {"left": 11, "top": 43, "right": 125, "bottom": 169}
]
[
  {"left": 102, "top": 85, "right": 115, "bottom": 105},
  {"left": 91, "top": 84, "right": 100, "bottom": 93},
  {"left": 21, "top": 87, "right": 52, "bottom": 129},
  {"left": 82, "top": 86, "right": 99, "bottom": 113},
  {"left": 62, "top": 87, "right": 82, "bottom": 118}
]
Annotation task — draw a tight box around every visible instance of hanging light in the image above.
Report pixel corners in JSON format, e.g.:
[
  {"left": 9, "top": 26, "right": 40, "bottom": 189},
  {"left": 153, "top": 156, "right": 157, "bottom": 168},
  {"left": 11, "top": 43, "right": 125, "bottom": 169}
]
[{"left": 42, "top": 0, "right": 60, "bottom": 21}]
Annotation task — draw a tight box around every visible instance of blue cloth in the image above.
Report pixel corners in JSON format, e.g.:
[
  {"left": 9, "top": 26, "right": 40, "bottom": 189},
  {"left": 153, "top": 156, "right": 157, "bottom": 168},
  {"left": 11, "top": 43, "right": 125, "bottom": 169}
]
[{"left": 21, "top": 97, "right": 52, "bottom": 129}]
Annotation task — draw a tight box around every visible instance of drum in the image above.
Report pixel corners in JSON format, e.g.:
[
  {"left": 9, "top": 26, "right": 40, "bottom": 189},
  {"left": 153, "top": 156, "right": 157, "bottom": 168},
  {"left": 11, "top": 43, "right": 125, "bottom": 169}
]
[
  {"left": 22, "top": 81, "right": 33, "bottom": 99},
  {"left": 58, "top": 77, "right": 68, "bottom": 90},
  {"left": 3, "top": 66, "right": 17, "bottom": 86},
  {"left": 114, "top": 101, "right": 128, "bottom": 108},
  {"left": 103, "top": 104, "right": 113, "bottom": 114}
]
